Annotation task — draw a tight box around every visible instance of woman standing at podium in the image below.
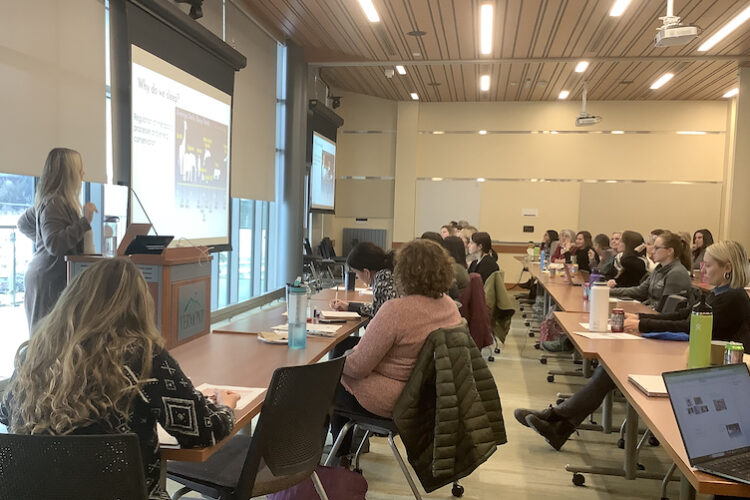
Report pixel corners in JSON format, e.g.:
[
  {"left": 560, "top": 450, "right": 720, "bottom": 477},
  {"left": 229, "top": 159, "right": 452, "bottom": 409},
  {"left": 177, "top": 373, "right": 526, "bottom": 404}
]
[{"left": 16, "top": 148, "right": 98, "bottom": 332}]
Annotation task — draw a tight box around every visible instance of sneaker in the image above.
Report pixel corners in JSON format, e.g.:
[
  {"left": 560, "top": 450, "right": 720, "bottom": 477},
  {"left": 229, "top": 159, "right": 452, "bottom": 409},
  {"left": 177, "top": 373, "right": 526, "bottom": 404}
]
[
  {"left": 513, "top": 406, "right": 558, "bottom": 428},
  {"left": 525, "top": 415, "right": 577, "bottom": 451}
]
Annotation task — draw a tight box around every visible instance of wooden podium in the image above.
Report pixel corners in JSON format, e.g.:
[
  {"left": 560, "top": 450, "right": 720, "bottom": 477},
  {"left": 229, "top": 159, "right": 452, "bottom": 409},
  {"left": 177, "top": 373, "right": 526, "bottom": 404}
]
[{"left": 66, "top": 247, "right": 212, "bottom": 349}]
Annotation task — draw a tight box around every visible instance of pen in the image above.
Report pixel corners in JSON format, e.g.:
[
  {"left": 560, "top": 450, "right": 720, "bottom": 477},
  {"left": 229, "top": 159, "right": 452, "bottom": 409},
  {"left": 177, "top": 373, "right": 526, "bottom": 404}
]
[{"left": 335, "top": 285, "right": 339, "bottom": 302}]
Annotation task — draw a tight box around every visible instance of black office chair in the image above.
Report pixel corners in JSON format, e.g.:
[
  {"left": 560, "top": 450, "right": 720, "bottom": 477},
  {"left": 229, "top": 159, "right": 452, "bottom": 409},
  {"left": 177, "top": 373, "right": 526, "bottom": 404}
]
[
  {"left": 0, "top": 433, "right": 147, "bottom": 500},
  {"left": 167, "top": 357, "right": 346, "bottom": 500}
]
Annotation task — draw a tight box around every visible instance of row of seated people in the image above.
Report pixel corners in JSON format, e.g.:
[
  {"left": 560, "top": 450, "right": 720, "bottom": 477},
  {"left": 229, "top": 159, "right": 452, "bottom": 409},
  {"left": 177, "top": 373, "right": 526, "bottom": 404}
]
[
  {"left": 0, "top": 238, "right": 505, "bottom": 499},
  {"left": 516, "top": 234, "right": 750, "bottom": 474}
]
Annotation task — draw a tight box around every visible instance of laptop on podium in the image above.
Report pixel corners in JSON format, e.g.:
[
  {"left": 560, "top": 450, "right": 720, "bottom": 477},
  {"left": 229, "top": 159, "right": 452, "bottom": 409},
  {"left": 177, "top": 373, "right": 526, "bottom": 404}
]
[{"left": 663, "top": 363, "right": 750, "bottom": 485}]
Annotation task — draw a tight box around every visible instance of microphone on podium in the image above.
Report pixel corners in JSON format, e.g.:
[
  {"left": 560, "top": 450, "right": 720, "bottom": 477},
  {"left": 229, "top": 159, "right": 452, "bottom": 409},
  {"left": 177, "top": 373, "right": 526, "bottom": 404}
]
[{"left": 117, "top": 181, "right": 159, "bottom": 236}]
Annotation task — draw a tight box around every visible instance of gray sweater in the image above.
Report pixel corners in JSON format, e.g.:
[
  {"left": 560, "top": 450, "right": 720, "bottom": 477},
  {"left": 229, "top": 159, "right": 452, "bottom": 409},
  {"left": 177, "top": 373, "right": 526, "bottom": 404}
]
[
  {"left": 609, "top": 260, "right": 692, "bottom": 311},
  {"left": 17, "top": 198, "right": 90, "bottom": 332}
]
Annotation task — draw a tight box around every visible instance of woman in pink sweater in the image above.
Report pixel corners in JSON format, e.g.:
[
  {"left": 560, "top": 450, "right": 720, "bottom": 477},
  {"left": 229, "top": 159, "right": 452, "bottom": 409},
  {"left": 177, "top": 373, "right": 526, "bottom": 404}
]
[{"left": 330, "top": 239, "right": 462, "bottom": 458}]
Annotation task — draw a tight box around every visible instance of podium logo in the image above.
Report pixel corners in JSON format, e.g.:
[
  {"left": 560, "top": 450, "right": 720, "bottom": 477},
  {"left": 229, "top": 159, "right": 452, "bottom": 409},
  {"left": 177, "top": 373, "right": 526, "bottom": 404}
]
[{"left": 180, "top": 296, "right": 204, "bottom": 330}]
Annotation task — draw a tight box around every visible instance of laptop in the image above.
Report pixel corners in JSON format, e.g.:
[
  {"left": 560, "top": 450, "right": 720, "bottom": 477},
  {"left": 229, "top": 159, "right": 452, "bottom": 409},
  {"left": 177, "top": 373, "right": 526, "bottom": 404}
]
[
  {"left": 124, "top": 235, "right": 174, "bottom": 255},
  {"left": 563, "top": 264, "right": 589, "bottom": 286},
  {"left": 117, "top": 223, "right": 152, "bottom": 256},
  {"left": 663, "top": 364, "right": 750, "bottom": 485}
]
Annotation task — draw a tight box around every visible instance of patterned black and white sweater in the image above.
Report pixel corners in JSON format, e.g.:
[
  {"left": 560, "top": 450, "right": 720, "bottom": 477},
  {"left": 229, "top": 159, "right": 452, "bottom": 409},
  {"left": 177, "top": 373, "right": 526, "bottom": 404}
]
[{"left": 0, "top": 347, "right": 235, "bottom": 500}]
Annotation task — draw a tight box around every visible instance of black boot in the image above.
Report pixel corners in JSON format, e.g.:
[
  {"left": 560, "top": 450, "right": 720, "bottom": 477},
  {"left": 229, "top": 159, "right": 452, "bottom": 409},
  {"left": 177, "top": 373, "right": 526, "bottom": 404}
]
[
  {"left": 513, "top": 406, "right": 560, "bottom": 428},
  {"left": 525, "top": 414, "right": 577, "bottom": 451}
]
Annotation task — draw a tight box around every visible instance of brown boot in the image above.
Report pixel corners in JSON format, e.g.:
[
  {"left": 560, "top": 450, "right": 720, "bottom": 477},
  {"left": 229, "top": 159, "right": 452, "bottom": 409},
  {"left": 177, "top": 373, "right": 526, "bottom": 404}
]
[{"left": 525, "top": 414, "right": 577, "bottom": 451}]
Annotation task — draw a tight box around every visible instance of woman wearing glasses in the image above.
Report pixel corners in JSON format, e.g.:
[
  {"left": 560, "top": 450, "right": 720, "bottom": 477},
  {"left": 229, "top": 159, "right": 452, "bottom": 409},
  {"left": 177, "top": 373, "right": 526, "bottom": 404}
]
[{"left": 608, "top": 230, "right": 692, "bottom": 312}]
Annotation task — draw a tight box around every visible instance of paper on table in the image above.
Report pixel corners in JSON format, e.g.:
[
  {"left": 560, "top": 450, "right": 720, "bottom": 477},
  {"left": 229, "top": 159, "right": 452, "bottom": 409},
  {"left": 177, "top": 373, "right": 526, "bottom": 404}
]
[
  {"left": 573, "top": 331, "right": 642, "bottom": 340},
  {"left": 579, "top": 322, "right": 611, "bottom": 332},
  {"left": 157, "top": 423, "right": 179, "bottom": 446},
  {"left": 196, "top": 384, "right": 266, "bottom": 410},
  {"left": 319, "top": 310, "right": 361, "bottom": 319},
  {"left": 271, "top": 323, "right": 341, "bottom": 335},
  {"left": 628, "top": 374, "right": 668, "bottom": 397}
]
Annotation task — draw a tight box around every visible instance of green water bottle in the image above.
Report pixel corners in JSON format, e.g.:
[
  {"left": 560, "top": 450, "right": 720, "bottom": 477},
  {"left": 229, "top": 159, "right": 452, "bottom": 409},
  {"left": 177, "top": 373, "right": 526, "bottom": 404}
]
[{"left": 688, "top": 293, "right": 713, "bottom": 368}]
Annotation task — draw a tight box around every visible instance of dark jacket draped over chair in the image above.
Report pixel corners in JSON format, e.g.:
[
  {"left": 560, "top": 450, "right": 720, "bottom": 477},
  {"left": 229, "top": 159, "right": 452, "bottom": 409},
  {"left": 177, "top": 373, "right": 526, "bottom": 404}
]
[
  {"left": 458, "top": 273, "right": 494, "bottom": 349},
  {"left": 392, "top": 322, "right": 507, "bottom": 492}
]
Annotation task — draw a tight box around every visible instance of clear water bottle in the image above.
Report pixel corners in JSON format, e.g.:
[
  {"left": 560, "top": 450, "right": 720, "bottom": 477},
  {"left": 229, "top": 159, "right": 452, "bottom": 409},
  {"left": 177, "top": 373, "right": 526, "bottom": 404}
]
[
  {"left": 287, "top": 281, "right": 308, "bottom": 349},
  {"left": 688, "top": 293, "right": 713, "bottom": 368},
  {"left": 540, "top": 249, "right": 546, "bottom": 271},
  {"left": 102, "top": 216, "right": 119, "bottom": 258}
]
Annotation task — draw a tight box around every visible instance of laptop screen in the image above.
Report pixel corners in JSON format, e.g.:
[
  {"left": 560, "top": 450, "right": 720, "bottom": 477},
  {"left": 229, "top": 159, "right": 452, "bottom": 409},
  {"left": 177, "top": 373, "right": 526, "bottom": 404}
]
[{"left": 664, "top": 364, "right": 750, "bottom": 463}]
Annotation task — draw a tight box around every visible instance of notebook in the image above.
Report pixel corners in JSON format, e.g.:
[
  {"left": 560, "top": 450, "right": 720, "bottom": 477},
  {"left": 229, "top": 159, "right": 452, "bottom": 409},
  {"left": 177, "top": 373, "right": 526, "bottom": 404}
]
[
  {"left": 663, "top": 364, "right": 750, "bottom": 485},
  {"left": 319, "top": 310, "right": 361, "bottom": 319},
  {"left": 628, "top": 374, "right": 668, "bottom": 397}
]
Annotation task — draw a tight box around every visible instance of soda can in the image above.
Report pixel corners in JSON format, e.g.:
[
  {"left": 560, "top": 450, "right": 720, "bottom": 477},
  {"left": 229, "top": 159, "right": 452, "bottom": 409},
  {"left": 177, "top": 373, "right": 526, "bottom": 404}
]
[
  {"left": 724, "top": 342, "right": 744, "bottom": 365},
  {"left": 582, "top": 282, "right": 591, "bottom": 300},
  {"left": 611, "top": 308, "right": 625, "bottom": 333}
]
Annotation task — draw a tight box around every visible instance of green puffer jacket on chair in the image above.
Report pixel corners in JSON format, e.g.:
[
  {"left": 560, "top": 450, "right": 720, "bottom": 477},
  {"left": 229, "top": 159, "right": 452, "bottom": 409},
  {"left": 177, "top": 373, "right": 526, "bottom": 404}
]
[
  {"left": 484, "top": 270, "right": 516, "bottom": 344},
  {"left": 392, "top": 320, "right": 507, "bottom": 493}
]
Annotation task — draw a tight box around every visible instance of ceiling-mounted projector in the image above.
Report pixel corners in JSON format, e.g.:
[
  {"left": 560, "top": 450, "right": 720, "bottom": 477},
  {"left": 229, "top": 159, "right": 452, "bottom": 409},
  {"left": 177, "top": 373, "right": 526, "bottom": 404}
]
[
  {"left": 575, "top": 82, "right": 601, "bottom": 127},
  {"left": 654, "top": 0, "right": 700, "bottom": 47}
]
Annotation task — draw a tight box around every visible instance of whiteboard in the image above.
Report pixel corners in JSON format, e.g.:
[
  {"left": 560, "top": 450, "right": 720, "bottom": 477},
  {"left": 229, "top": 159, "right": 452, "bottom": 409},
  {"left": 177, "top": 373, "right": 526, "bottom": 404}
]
[{"left": 415, "top": 180, "right": 481, "bottom": 236}]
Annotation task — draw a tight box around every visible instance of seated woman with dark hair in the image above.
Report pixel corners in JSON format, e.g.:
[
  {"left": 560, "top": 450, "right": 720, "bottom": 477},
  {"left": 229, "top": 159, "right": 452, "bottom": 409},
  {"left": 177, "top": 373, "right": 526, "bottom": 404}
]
[
  {"left": 441, "top": 235, "right": 470, "bottom": 299},
  {"left": 692, "top": 228, "right": 714, "bottom": 270},
  {"left": 573, "top": 231, "right": 594, "bottom": 272},
  {"left": 330, "top": 242, "right": 397, "bottom": 317},
  {"left": 0, "top": 259, "right": 236, "bottom": 500},
  {"left": 468, "top": 231, "right": 499, "bottom": 283},
  {"left": 606, "top": 230, "right": 648, "bottom": 287},
  {"left": 420, "top": 231, "right": 444, "bottom": 245},
  {"left": 515, "top": 240, "right": 750, "bottom": 452},
  {"left": 330, "top": 239, "right": 461, "bottom": 456},
  {"left": 589, "top": 233, "right": 616, "bottom": 279}
]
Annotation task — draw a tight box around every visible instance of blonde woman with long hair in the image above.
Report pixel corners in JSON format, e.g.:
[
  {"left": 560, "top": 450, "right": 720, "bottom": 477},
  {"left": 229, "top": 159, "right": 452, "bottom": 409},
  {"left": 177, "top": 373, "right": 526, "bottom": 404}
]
[
  {"left": 0, "top": 258, "right": 238, "bottom": 500},
  {"left": 17, "top": 148, "right": 98, "bottom": 331}
]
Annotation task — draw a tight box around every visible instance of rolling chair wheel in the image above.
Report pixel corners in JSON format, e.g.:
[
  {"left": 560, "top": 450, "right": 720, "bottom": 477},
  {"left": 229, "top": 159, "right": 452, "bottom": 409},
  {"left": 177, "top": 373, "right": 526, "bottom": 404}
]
[
  {"left": 617, "top": 438, "right": 625, "bottom": 449},
  {"left": 494, "top": 347, "right": 501, "bottom": 354},
  {"left": 488, "top": 355, "right": 495, "bottom": 362},
  {"left": 649, "top": 435, "right": 660, "bottom": 447},
  {"left": 540, "top": 357, "right": 547, "bottom": 364},
  {"left": 572, "top": 473, "right": 585, "bottom": 486},
  {"left": 547, "top": 375, "right": 555, "bottom": 383},
  {"left": 534, "top": 343, "right": 541, "bottom": 350},
  {"left": 528, "top": 331, "right": 535, "bottom": 337},
  {"left": 522, "top": 313, "right": 528, "bottom": 319},
  {"left": 451, "top": 483, "right": 464, "bottom": 497}
]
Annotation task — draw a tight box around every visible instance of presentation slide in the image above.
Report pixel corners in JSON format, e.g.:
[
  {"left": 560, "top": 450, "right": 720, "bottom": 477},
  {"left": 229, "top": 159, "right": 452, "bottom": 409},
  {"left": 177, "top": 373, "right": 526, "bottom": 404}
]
[
  {"left": 131, "top": 45, "right": 231, "bottom": 247},
  {"left": 310, "top": 132, "right": 336, "bottom": 211}
]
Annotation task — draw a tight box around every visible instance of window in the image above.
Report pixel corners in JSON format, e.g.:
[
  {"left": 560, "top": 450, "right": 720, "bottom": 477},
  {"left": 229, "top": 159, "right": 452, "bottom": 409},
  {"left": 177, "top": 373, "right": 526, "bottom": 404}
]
[{"left": 0, "top": 173, "right": 35, "bottom": 378}]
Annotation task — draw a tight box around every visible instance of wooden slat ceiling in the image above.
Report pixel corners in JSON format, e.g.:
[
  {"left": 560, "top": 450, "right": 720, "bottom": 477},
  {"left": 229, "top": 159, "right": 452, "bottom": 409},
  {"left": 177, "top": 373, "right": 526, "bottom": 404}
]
[{"left": 239, "top": 0, "right": 750, "bottom": 101}]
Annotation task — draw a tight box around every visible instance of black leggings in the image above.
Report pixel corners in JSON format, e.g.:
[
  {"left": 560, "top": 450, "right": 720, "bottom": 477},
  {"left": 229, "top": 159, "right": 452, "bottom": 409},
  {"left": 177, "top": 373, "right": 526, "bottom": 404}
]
[{"left": 328, "top": 336, "right": 381, "bottom": 456}]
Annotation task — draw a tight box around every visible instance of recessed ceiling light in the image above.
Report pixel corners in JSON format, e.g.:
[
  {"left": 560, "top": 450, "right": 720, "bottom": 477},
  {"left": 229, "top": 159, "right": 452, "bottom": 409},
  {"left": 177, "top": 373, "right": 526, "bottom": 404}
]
[
  {"left": 478, "top": 130, "right": 488, "bottom": 135},
  {"left": 574, "top": 61, "right": 589, "bottom": 73},
  {"left": 432, "top": 177, "right": 443, "bottom": 181},
  {"left": 480, "top": 4, "right": 493, "bottom": 55},
  {"left": 609, "top": 0, "right": 632, "bottom": 17},
  {"left": 723, "top": 88, "right": 739, "bottom": 98},
  {"left": 677, "top": 130, "right": 707, "bottom": 135},
  {"left": 412, "top": 52, "right": 422, "bottom": 57},
  {"left": 433, "top": 130, "right": 445, "bottom": 135},
  {"left": 357, "top": 0, "right": 380, "bottom": 22},
  {"left": 558, "top": 90, "right": 570, "bottom": 99},
  {"left": 477, "top": 178, "right": 486, "bottom": 182},
  {"left": 480, "top": 74, "right": 490, "bottom": 91},
  {"left": 410, "top": 92, "right": 419, "bottom": 100},
  {"left": 407, "top": 30, "right": 427, "bottom": 37},
  {"left": 395, "top": 65, "right": 406, "bottom": 75},
  {"left": 698, "top": 5, "right": 750, "bottom": 52},
  {"left": 611, "top": 130, "right": 625, "bottom": 134},
  {"left": 650, "top": 73, "right": 674, "bottom": 90},
  {"left": 549, "top": 131, "right": 559, "bottom": 135}
]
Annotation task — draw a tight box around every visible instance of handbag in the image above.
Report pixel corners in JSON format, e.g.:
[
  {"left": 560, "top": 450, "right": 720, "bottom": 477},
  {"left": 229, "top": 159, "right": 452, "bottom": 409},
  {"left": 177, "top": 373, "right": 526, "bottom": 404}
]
[{"left": 266, "top": 465, "right": 368, "bottom": 500}]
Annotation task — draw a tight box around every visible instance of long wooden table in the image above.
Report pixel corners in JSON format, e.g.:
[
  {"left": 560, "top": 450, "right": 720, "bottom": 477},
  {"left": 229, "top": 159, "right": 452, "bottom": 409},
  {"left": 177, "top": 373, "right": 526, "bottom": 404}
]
[
  {"left": 556, "top": 311, "right": 750, "bottom": 499},
  {"left": 162, "top": 286, "right": 369, "bottom": 461}
]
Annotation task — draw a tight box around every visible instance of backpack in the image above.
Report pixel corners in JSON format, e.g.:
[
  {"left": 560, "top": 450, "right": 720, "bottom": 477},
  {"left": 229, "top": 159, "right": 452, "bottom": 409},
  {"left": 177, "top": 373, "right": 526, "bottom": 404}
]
[{"left": 266, "top": 465, "right": 368, "bottom": 500}]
